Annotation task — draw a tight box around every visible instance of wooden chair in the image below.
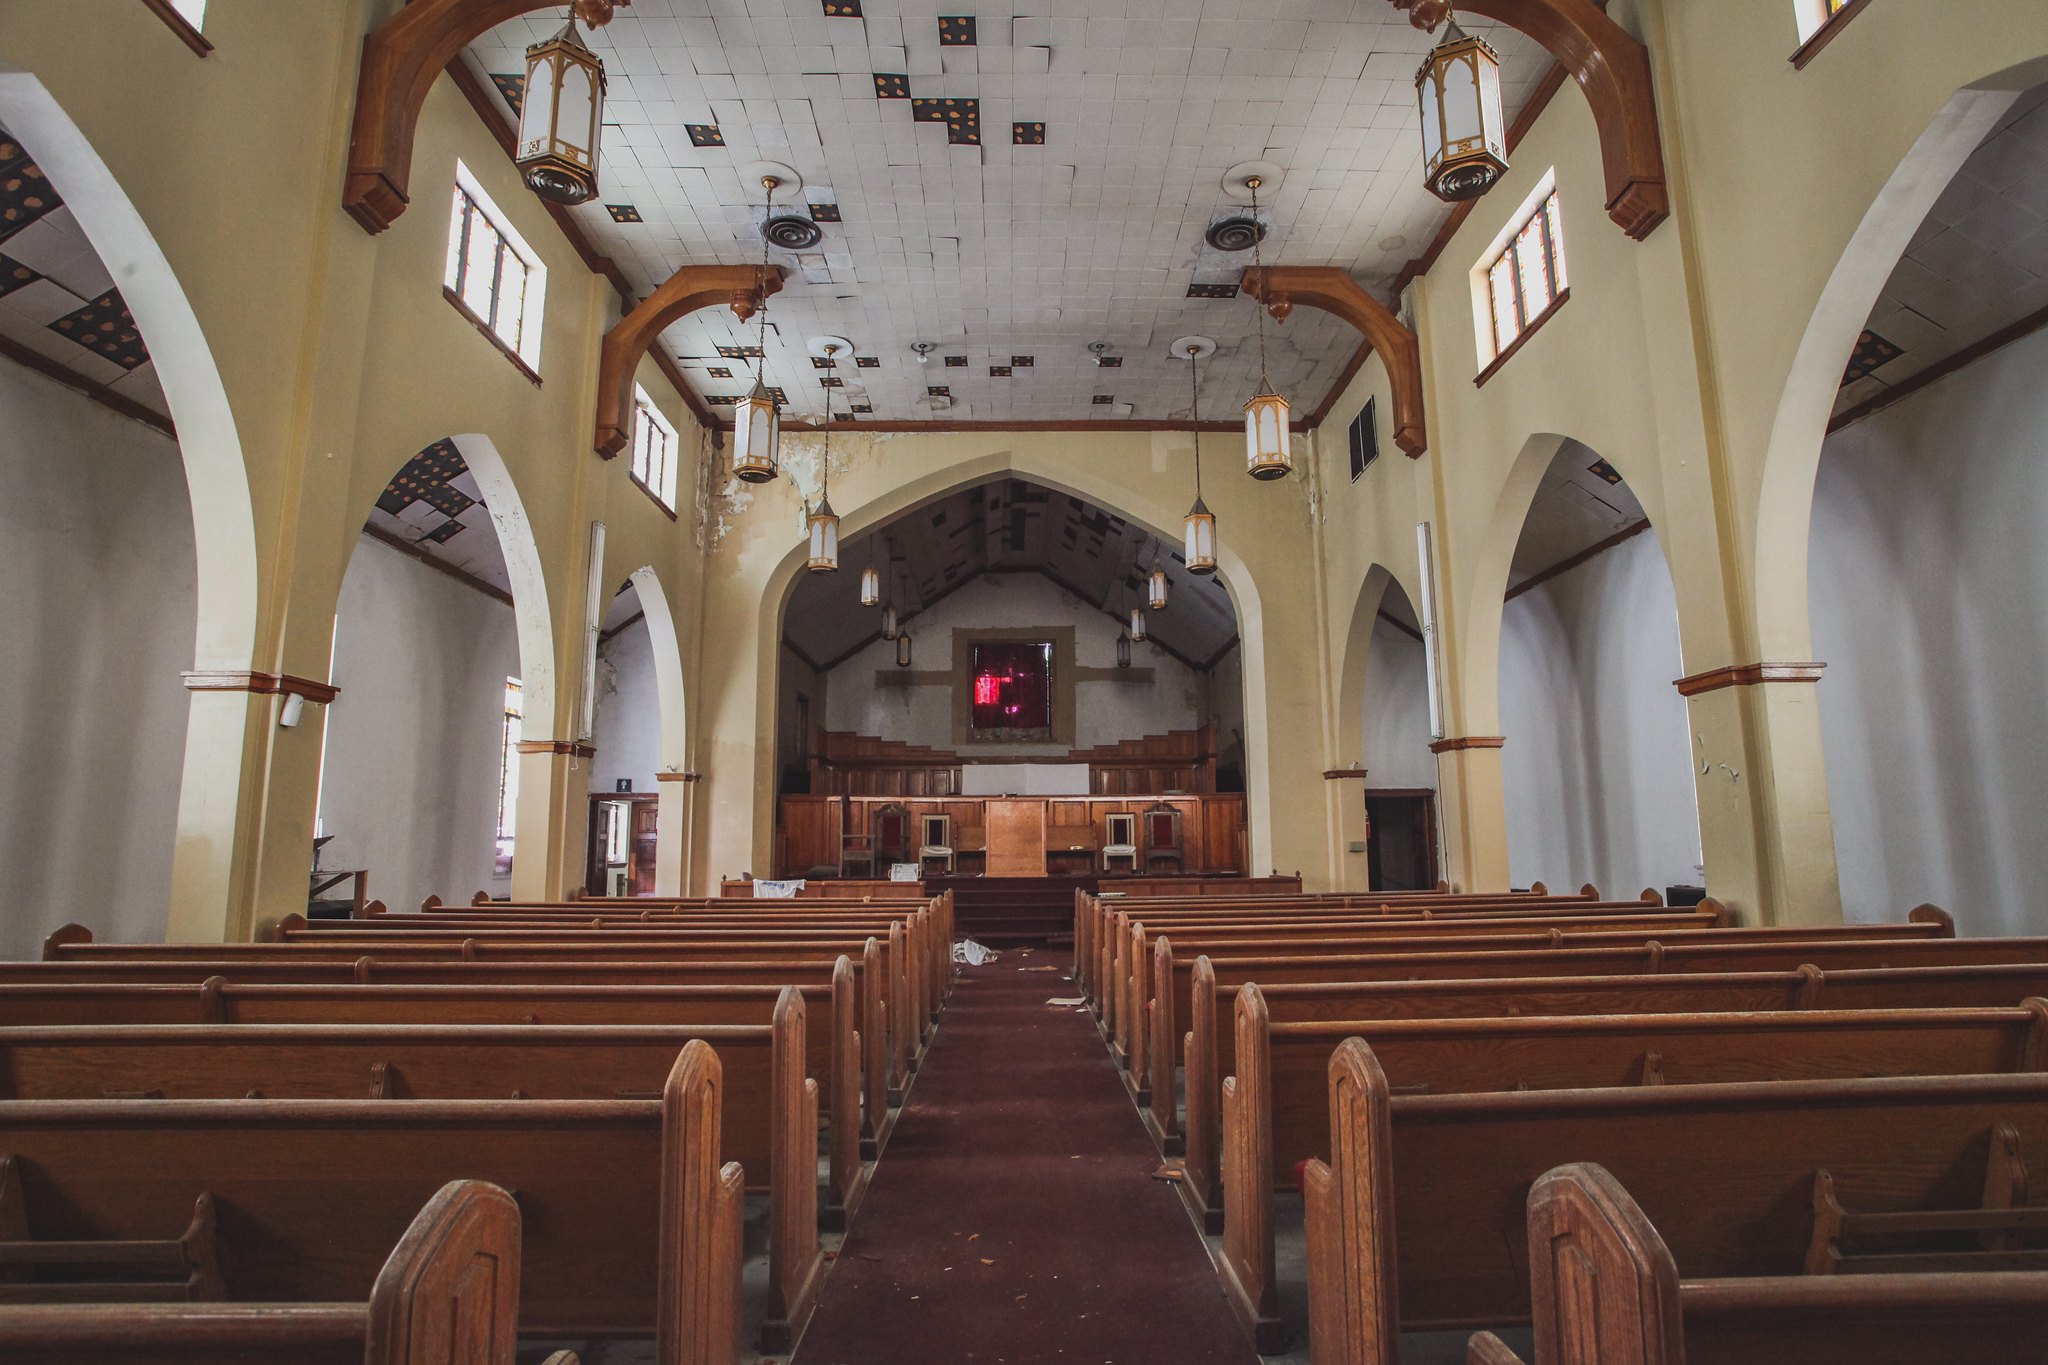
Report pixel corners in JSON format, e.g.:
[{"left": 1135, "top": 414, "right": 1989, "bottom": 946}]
[
  {"left": 917, "top": 814, "right": 954, "bottom": 876},
  {"left": 1143, "top": 803, "right": 1184, "bottom": 874},
  {"left": 1102, "top": 813, "right": 1139, "bottom": 875},
  {"left": 874, "top": 804, "right": 912, "bottom": 868},
  {"left": 839, "top": 831, "right": 875, "bottom": 879}
]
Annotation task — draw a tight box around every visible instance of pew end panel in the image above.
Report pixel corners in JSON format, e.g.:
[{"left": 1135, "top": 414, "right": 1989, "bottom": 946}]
[
  {"left": 658, "top": 1040, "right": 746, "bottom": 1365},
  {"left": 40, "top": 926, "right": 91, "bottom": 962},
  {"left": 1218, "top": 983, "right": 1283, "bottom": 1353},
  {"left": 363, "top": 1178, "right": 523, "bottom": 1365},
  {"left": 1525, "top": 1162, "right": 1684, "bottom": 1365}
]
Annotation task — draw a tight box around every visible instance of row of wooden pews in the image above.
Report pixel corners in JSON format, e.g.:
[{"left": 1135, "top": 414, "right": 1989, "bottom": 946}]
[
  {"left": 1080, "top": 883, "right": 2048, "bottom": 1362},
  {"left": 0, "top": 890, "right": 954, "bottom": 1365}
]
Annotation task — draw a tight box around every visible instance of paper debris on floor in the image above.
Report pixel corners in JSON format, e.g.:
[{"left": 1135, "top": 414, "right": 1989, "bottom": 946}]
[
  {"left": 953, "top": 939, "right": 999, "bottom": 965},
  {"left": 1045, "top": 996, "right": 1085, "bottom": 1006}
]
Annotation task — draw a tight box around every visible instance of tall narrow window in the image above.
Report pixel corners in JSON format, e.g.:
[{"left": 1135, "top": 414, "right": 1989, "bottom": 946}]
[
  {"left": 170, "top": 0, "right": 207, "bottom": 27},
  {"left": 631, "top": 385, "right": 679, "bottom": 512},
  {"left": 1795, "top": 0, "right": 1852, "bottom": 42},
  {"left": 1471, "top": 174, "right": 1568, "bottom": 374},
  {"left": 445, "top": 162, "right": 547, "bottom": 372},
  {"left": 496, "top": 677, "right": 523, "bottom": 874}
]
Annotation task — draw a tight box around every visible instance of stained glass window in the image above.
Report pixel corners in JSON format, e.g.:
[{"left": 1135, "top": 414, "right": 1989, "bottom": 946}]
[
  {"left": 1483, "top": 189, "right": 1568, "bottom": 365},
  {"left": 968, "top": 641, "right": 1054, "bottom": 740}
]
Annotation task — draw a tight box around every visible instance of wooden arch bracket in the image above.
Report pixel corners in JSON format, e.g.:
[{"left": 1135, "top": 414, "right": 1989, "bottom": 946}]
[
  {"left": 1394, "top": 0, "right": 1668, "bottom": 239},
  {"left": 1241, "top": 266, "right": 1428, "bottom": 457},
  {"left": 595, "top": 265, "right": 785, "bottom": 457},
  {"left": 342, "top": 0, "right": 632, "bottom": 234}
]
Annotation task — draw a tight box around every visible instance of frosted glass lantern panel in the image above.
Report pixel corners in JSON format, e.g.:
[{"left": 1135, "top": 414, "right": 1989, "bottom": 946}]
[{"left": 1442, "top": 58, "right": 1482, "bottom": 147}]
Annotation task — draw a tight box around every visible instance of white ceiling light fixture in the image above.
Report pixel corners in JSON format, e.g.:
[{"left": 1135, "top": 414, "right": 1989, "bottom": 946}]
[
  {"left": 732, "top": 172, "right": 789, "bottom": 485},
  {"left": 1225, "top": 164, "right": 1292, "bottom": 482},
  {"left": 1174, "top": 335, "right": 1219, "bottom": 577},
  {"left": 1413, "top": 2, "right": 1509, "bottom": 203},
  {"left": 912, "top": 341, "right": 938, "bottom": 365},
  {"left": 516, "top": 16, "right": 608, "bottom": 205},
  {"left": 806, "top": 340, "right": 845, "bottom": 574}
]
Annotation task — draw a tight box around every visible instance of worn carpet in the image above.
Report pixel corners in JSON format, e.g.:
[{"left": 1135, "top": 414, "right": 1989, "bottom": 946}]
[{"left": 788, "top": 952, "right": 1259, "bottom": 1365}]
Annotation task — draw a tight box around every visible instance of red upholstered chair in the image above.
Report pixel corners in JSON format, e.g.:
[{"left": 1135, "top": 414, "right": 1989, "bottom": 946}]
[
  {"left": 874, "top": 803, "right": 912, "bottom": 868},
  {"left": 1143, "top": 803, "right": 1184, "bottom": 873}
]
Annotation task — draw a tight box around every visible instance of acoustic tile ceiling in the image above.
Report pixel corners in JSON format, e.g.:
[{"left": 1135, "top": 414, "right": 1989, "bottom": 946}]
[
  {"left": 782, "top": 476, "right": 1238, "bottom": 668},
  {"left": 0, "top": 124, "right": 170, "bottom": 422},
  {"left": 465, "top": 1, "right": 1554, "bottom": 423},
  {"left": 1837, "top": 81, "right": 2048, "bottom": 418},
  {"left": 367, "top": 439, "right": 513, "bottom": 593}
]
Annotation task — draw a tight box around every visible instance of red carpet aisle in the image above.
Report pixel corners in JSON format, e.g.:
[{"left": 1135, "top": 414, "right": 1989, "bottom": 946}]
[{"left": 789, "top": 952, "right": 1259, "bottom": 1365}]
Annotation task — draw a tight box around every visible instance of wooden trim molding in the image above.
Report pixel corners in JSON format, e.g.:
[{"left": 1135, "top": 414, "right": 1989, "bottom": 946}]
[
  {"left": 139, "top": 0, "right": 212, "bottom": 57},
  {"left": 1242, "top": 265, "right": 1428, "bottom": 457},
  {"left": 655, "top": 771, "right": 702, "bottom": 783},
  {"left": 0, "top": 333, "right": 176, "bottom": 439},
  {"left": 1504, "top": 516, "right": 1649, "bottom": 601},
  {"left": 1831, "top": 302, "right": 2048, "bottom": 435},
  {"left": 1392, "top": 0, "right": 1667, "bottom": 240},
  {"left": 595, "top": 265, "right": 782, "bottom": 457},
  {"left": 1428, "top": 735, "right": 1506, "bottom": 754},
  {"left": 1474, "top": 288, "right": 1571, "bottom": 387},
  {"left": 1791, "top": 0, "right": 1874, "bottom": 71},
  {"left": 1674, "top": 663, "right": 1825, "bottom": 697},
  {"left": 182, "top": 671, "right": 339, "bottom": 705},
  {"left": 515, "top": 740, "right": 599, "bottom": 758},
  {"left": 1322, "top": 768, "right": 1372, "bottom": 780}
]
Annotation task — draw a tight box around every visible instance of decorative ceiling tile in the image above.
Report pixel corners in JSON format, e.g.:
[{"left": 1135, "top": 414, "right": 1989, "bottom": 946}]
[
  {"left": 49, "top": 288, "right": 148, "bottom": 371},
  {"left": 605, "top": 203, "right": 643, "bottom": 222},
  {"left": 1841, "top": 329, "right": 1903, "bottom": 386},
  {"left": 489, "top": 72, "right": 525, "bottom": 116}
]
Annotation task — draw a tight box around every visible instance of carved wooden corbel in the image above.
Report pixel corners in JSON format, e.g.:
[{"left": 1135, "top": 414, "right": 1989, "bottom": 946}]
[
  {"left": 1240, "top": 267, "right": 1428, "bottom": 458},
  {"left": 594, "top": 265, "right": 786, "bottom": 456},
  {"left": 343, "top": 0, "right": 628, "bottom": 234},
  {"left": 1394, "top": 0, "right": 1669, "bottom": 240}
]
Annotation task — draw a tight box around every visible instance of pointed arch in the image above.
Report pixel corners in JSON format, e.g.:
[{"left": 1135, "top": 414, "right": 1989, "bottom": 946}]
[{"left": 447, "top": 433, "right": 556, "bottom": 738}]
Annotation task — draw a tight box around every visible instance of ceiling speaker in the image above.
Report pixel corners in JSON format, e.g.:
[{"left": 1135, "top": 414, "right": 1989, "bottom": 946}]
[
  {"left": 1204, "top": 216, "right": 1267, "bottom": 252},
  {"left": 764, "top": 215, "right": 824, "bottom": 250}
]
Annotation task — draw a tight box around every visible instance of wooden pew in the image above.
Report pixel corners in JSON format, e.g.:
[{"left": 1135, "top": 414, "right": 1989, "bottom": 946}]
[
  {"left": 42, "top": 927, "right": 926, "bottom": 1100},
  {"left": 1126, "top": 913, "right": 1957, "bottom": 1104},
  {"left": 0, "top": 994, "right": 826, "bottom": 1314},
  {"left": 0, "top": 1041, "right": 747, "bottom": 1363},
  {"left": 1293, "top": 1041, "right": 2048, "bottom": 1363},
  {"left": 1461, "top": 1162, "right": 2048, "bottom": 1365},
  {"left": 1225, "top": 983, "right": 2048, "bottom": 1343},
  {"left": 0, "top": 1180, "right": 539, "bottom": 1365},
  {"left": 0, "top": 973, "right": 877, "bottom": 1227},
  {"left": 1170, "top": 956, "right": 2048, "bottom": 1212},
  {"left": 1075, "top": 885, "right": 1652, "bottom": 1000}
]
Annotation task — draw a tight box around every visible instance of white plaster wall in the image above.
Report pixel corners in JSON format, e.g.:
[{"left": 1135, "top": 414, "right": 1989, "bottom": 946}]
[
  {"left": 1362, "top": 619, "right": 1437, "bottom": 789},
  {"left": 821, "top": 572, "right": 1206, "bottom": 753},
  {"left": 589, "top": 617, "right": 660, "bottom": 794},
  {"left": 0, "top": 360, "right": 194, "bottom": 956},
  {"left": 1499, "top": 532, "right": 1703, "bottom": 897},
  {"left": 1811, "top": 327, "right": 2048, "bottom": 935},
  {"left": 1207, "top": 641, "right": 1247, "bottom": 788},
  {"left": 318, "top": 534, "right": 518, "bottom": 913}
]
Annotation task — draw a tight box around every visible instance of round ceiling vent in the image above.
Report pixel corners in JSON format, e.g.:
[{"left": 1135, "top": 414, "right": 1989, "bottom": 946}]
[
  {"left": 1204, "top": 216, "right": 1267, "bottom": 252},
  {"left": 763, "top": 214, "right": 823, "bottom": 250}
]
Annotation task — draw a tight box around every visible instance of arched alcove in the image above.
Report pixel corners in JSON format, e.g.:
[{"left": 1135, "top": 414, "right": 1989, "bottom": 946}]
[
  {"left": 315, "top": 434, "right": 553, "bottom": 913},
  {"left": 0, "top": 82, "right": 255, "bottom": 952},
  {"left": 1806, "top": 78, "right": 2048, "bottom": 933},
  {"left": 1331, "top": 567, "right": 1440, "bottom": 891},
  {"left": 761, "top": 463, "right": 1254, "bottom": 884},
  {"left": 585, "top": 565, "right": 689, "bottom": 895},
  {"left": 1488, "top": 438, "right": 1701, "bottom": 898}
]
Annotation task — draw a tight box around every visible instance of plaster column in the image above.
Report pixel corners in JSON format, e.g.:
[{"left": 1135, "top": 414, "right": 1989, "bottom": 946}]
[
  {"left": 1431, "top": 738, "right": 1510, "bottom": 892},
  {"left": 1680, "top": 668, "right": 1841, "bottom": 926},
  {"left": 165, "top": 689, "right": 266, "bottom": 942},
  {"left": 511, "top": 745, "right": 594, "bottom": 900},
  {"left": 654, "top": 770, "right": 695, "bottom": 895}
]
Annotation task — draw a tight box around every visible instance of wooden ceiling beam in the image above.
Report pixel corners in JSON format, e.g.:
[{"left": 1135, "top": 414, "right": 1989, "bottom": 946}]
[
  {"left": 594, "top": 265, "right": 784, "bottom": 457},
  {"left": 1241, "top": 265, "right": 1429, "bottom": 457},
  {"left": 344, "top": 1, "right": 634, "bottom": 233},
  {"left": 1391, "top": 0, "right": 1667, "bottom": 239}
]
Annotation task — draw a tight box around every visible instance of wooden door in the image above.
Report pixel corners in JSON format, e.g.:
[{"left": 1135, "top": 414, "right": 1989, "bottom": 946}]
[
  {"left": 628, "top": 800, "right": 659, "bottom": 895},
  {"left": 984, "top": 799, "right": 1048, "bottom": 877},
  {"left": 1365, "top": 791, "right": 1437, "bottom": 892}
]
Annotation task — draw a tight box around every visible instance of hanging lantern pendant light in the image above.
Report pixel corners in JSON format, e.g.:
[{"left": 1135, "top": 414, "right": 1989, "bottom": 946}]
[
  {"left": 1242, "top": 176, "right": 1293, "bottom": 481},
  {"left": 1415, "top": 8, "right": 1509, "bottom": 203},
  {"left": 860, "top": 553, "right": 880, "bottom": 607},
  {"left": 518, "top": 20, "right": 606, "bottom": 204},
  {"left": 806, "top": 344, "right": 841, "bottom": 573},
  {"left": 1149, "top": 560, "right": 1169, "bottom": 611},
  {"left": 1183, "top": 344, "right": 1219, "bottom": 576},
  {"left": 733, "top": 177, "right": 783, "bottom": 484}
]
